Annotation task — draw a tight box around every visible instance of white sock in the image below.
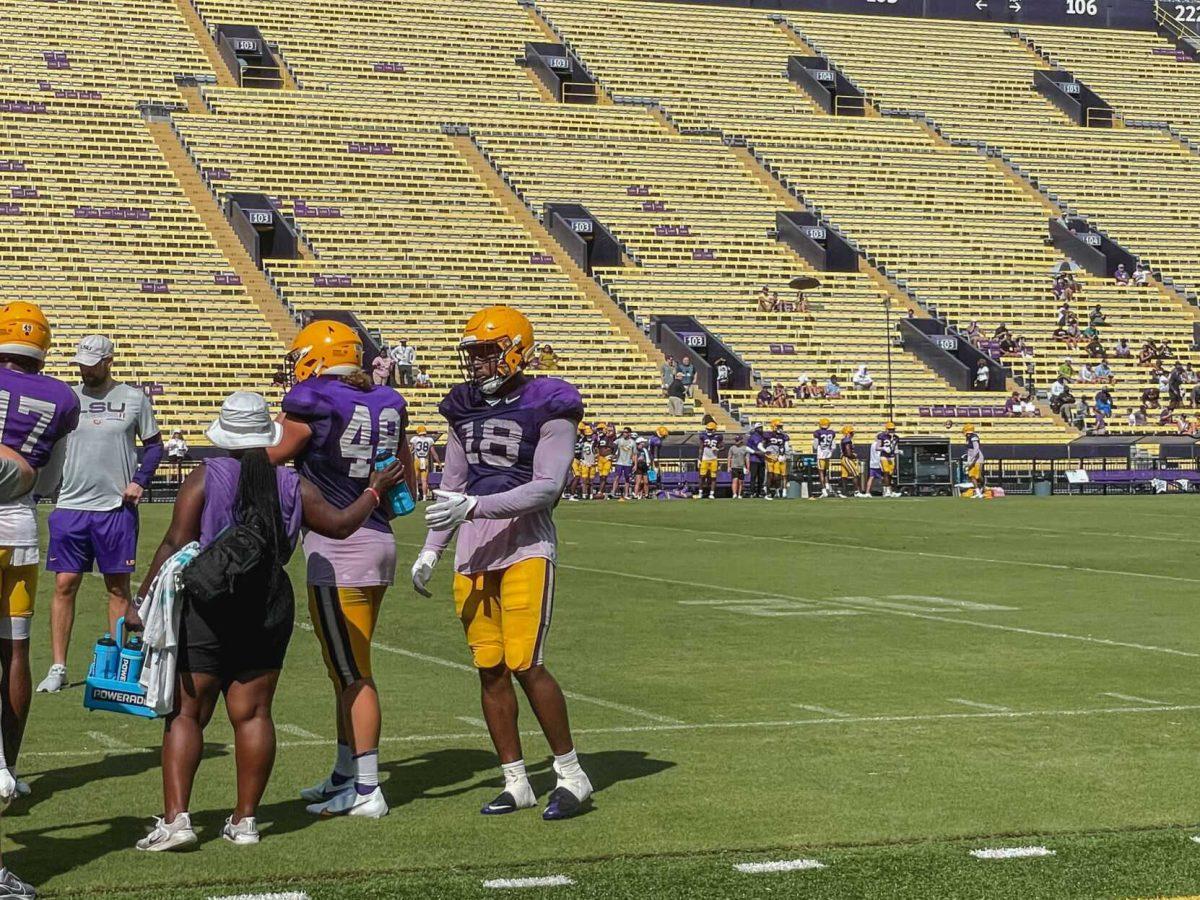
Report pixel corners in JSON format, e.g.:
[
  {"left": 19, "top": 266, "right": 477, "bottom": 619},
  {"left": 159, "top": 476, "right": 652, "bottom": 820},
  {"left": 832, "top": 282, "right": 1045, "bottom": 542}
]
[
  {"left": 501, "top": 759, "right": 528, "bottom": 787},
  {"left": 553, "top": 749, "right": 584, "bottom": 782},
  {"left": 332, "top": 741, "right": 353, "bottom": 783},
  {"left": 354, "top": 750, "right": 379, "bottom": 788}
]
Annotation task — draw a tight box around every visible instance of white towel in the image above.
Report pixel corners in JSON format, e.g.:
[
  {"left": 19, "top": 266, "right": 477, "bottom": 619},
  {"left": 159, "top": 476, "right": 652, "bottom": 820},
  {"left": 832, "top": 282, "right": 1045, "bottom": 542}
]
[{"left": 138, "top": 542, "right": 199, "bottom": 715}]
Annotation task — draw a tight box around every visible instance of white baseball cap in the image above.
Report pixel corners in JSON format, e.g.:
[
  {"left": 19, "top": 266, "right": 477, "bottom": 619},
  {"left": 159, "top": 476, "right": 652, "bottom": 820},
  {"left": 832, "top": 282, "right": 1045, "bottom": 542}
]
[
  {"left": 71, "top": 334, "right": 114, "bottom": 366},
  {"left": 206, "top": 391, "right": 283, "bottom": 450}
]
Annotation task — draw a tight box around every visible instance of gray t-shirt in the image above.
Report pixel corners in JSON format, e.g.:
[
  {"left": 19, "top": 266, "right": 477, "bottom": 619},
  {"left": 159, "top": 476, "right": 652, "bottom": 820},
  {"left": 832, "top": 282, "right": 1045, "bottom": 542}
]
[
  {"left": 728, "top": 444, "right": 750, "bottom": 469},
  {"left": 614, "top": 436, "right": 636, "bottom": 466},
  {"left": 57, "top": 383, "right": 159, "bottom": 510}
]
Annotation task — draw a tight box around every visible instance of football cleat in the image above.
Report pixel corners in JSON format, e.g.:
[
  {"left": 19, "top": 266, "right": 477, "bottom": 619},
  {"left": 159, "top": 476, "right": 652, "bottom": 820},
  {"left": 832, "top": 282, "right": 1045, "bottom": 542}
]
[
  {"left": 307, "top": 785, "right": 388, "bottom": 818},
  {"left": 481, "top": 780, "right": 537, "bottom": 816},
  {"left": 0, "top": 867, "right": 36, "bottom": 900},
  {"left": 542, "top": 778, "right": 593, "bottom": 821},
  {"left": 299, "top": 774, "right": 352, "bottom": 803},
  {"left": 136, "top": 813, "right": 198, "bottom": 852}
]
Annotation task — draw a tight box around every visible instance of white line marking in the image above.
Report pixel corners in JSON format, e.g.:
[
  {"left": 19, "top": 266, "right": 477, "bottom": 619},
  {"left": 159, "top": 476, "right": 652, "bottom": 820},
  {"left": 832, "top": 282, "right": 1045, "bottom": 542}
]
[
  {"left": 793, "top": 704, "right": 850, "bottom": 717},
  {"left": 696, "top": 538, "right": 724, "bottom": 544},
  {"left": 559, "top": 565, "right": 1200, "bottom": 658},
  {"left": 566, "top": 518, "right": 1200, "bottom": 585},
  {"left": 22, "top": 703, "right": 1200, "bottom": 761},
  {"left": 295, "top": 622, "right": 684, "bottom": 724},
  {"left": 85, "top": 731, "right": 132, "bottom": 751},
  {"left": 457, "top": 715, "right": 488, "bottom": 728},
  {"left": 679, "top": 596, "right": 800, "bottom": 606},
  {"left": 629, "top": 539, "right": 647, "bottom": 544},
  {"left": 1100, "top": 692, "right": 1169, "bottom": 706},
  {"left": 278, "top": 724, "right": 321, "bottom": 739},
  {"left": 208, "top": 894, "right": 310, "bottom": 900},
  {"left": 735, "top": 858, "right": 826, "bottom": 873},
  {"left": 744, "top": 609, "right": 864, "bottom": 617},
  {"left": 888, "top": 594, "right": 1018, "bottom": 612},
  {"left": 483, "top": 876, "right": 573, "bottom": 889},
  {"left": 948, "top": 698, "right": 1011, "bottom": 712},
  {"left": 1191, "top": 835, "right": 1200, "bottom": 844},
  {"left": 970, "top": 846, "right": 1055, "bottom": 860}
]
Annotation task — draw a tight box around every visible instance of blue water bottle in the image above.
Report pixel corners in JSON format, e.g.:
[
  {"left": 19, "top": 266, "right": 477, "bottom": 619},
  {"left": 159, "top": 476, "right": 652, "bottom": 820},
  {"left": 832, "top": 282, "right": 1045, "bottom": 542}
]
[
  {"left": 374, "top": 450, "right": 415, "bottom": 516},
  {"left": 91, "top": 632, "right": 119, "bottom": 680},
  {"left": 118, "top": 634, "right": 144, "bottom": 683}
]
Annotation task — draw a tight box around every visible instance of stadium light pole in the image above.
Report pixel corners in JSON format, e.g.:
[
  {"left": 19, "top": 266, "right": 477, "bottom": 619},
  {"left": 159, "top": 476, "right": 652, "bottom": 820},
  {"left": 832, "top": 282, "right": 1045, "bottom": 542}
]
[{"left": 884, "top": 298, "right": 894, "bottom": 421}]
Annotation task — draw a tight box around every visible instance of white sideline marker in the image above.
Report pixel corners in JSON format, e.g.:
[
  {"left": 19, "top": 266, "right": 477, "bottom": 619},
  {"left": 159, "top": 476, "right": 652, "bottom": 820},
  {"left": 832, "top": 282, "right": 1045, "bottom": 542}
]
[
  {"left": 85, "top": 731, "right": 131, "bottom": 751},
  {"left": 734, "top": 858, "right": 826, "bottom": 874},
  {"left": 483, "top": 875, "right": 574, "bottom": 889},
  {"left": 793, "top": 704, "right": 850, "bottom": 718},
  {"left": 948, "top": 698, "right": 1011, "bottom": 712},
  {"left": 1100, "top": 692, "right": 1169, "bottom": 706},
  {"left": 970, "top": 846, "right": 1055, "bottom": 860},
  {"left": 278, "top": 724, "right": 321, "bottom": 740},
  {"left": 457, "top": 715, "right": 488, "bottom": 728},
  {"left": 208, "top": 893, "right": 310, "bottom": 900},
  {"left": 1190, "top": 835, "right": 1200, "bottom": 845}
]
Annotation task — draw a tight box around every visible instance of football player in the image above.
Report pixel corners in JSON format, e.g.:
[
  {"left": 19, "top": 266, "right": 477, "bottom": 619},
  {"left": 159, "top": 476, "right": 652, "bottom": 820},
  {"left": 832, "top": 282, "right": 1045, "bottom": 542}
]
[
  {"left": 812, "top": 417, "right": 836, "bottom": 498},
  {"left": 696, "top": 422, "right": 722, "bottom": 500},
  {"left": 878, "top": 421, "right": 901, "bottom": 498},
  {"left": 593, "top": 423, "right": 614, "bottom": 498},
  {"left": 409, "top": 425, "right": 439, "bottom": 501},
  {"left": 764, "top": 419, "right": 790, "bottom": 499},
  {"left": 963, "top": 424, "right": 985, "bottom": 498},
  {"left": 839, "top": 425, "right": 865, "bottom": 498},
  {"left": 411, "top": 306, "right": 593, "bottom": 821},
  {"left": 270, "top": 320, "right": 413, "bottom": 819}
]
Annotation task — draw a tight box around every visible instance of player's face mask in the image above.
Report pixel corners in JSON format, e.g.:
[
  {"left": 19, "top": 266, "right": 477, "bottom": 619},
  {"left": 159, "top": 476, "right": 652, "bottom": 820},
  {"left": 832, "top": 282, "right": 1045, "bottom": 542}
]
[{"left": 459, "top": 341, "right": 512, "bottom": 395}]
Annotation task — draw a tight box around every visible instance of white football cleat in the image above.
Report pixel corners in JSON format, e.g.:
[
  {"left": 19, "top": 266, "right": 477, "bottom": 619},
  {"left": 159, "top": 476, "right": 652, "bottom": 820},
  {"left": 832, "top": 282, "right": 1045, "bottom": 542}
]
[
  {"left": 136, "top": 813, "right": 198, "bottom": 851},
  {"left": 221, "top": 815, "right": 260, "bottom": 845},
  {"left": 35, "top": 664, "right": 66, "bottom": 693},
  {"left": 307, "top": 785, "right": 388, "bottom": 819},
  {"left": 300, "top": 774, "right": 352, "bottom": 803}
]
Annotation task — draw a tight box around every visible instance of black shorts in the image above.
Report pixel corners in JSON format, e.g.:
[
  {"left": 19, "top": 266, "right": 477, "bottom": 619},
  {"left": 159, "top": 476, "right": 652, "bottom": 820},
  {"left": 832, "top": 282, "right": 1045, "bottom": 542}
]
[
  {"left": 730, "top": 467, "right": 745, "bottom": 479},
  {"left": 177, "top": 581, "right": 294, "bottom": 683},
  {"left": 635, "top": 461, "right": 649, "bottom": 474}
]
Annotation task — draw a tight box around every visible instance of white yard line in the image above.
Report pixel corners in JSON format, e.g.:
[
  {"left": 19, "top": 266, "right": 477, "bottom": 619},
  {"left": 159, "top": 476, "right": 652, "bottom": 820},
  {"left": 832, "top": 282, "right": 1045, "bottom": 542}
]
[
  {"left": 456, "top": 716, "right": 488, "bottom": 728},
  {"left": 568, "top": 518, "right": 1200, "bottom": 585},
  {"left": 483, "top": 876, "right": 573, "bottom": 889},
  {"left": 734, "top": 858, "right": 826, "bottom": 873},
  {"left": 278, "top": 724, "right": 322, "bottom": 740},
  {"left": 1099, "top": 692, "right": 1169, "bottom": 706},
  {"left": 208, "top": 894, "right": 310, "bottom": 900},
  {"left": 561, "top": 564, "right": 1200, "bottom": 658},
  {"left": 295, "top": 622, "right": 684, "bottom": 724},
  {"left": 887, "top": 595, "right": 1018, "bottom": 612},
  {"left": 792, "top": 704, "right": 851, "bottom": 718},
  {"left": 25, "top": 703, "right": 1200, "bottom": 762},
  {"left": 970, "top": 846, "right": 1055, "bottom": 860},
  {"left": 85, "top": 731, "right": 132, "bottom": 751},
  {"left": 947, "top": 698, "right": 1011, "bottom": 712}
]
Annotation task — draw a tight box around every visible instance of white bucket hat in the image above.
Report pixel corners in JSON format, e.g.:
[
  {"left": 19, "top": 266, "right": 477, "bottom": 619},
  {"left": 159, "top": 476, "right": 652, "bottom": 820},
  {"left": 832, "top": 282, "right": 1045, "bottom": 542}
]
[{"left": 206, "top": 391, "right": 282, "bottom": 450}]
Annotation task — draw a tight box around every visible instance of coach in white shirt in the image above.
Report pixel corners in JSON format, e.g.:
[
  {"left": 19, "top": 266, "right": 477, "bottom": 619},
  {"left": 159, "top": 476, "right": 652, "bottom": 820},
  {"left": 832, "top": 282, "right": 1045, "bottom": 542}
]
[{"left": 388, "top": 339, "right": 416, "bottom": 387}]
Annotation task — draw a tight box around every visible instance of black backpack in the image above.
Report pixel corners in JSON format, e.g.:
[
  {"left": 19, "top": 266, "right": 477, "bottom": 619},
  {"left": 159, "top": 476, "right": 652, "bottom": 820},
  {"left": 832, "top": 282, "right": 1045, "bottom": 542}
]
[{"left": 179, "top": 509, "right": 275, "bottom": 607}]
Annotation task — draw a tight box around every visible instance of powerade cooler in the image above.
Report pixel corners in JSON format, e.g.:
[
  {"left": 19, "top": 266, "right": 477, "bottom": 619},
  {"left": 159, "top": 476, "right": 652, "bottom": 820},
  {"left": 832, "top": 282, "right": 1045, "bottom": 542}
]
[{"left": 83, "top": 617, "right": 156, "bottom": 718}]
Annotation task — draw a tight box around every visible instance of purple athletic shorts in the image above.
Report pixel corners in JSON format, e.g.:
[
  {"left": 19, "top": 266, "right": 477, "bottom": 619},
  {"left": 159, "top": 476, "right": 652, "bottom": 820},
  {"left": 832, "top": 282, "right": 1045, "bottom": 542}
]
[
  {"left": 614, "top": 464, "right": 633, "bottom": 481},
  {"left": 868, "top": 467, "right": 883, "bottom": 479},
  {"left": 47, "top": 506, "right": 139, "bottom": 575}
]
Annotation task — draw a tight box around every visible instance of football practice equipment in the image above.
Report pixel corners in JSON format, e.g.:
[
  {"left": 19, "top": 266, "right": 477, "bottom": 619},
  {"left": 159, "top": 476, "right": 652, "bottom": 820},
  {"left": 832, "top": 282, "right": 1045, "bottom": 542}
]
[
  {"left": 411, "top": 549, "right": 440, "bottom": 598},
  {"left": 287, "top": 320, "right": 362, "bottom": 382},
  {"left": 0, "top": 301, "right": 51, "bottom": 364},
  {"left": 962, "top": 423, "right": 975, "bottom": 434},
  {"left": 458, "top": 305, "right": 534, "bottom": 395},
  {"left": 705, "top": 421, "right": 718, "bottom": 431},
  {"left": 656, "top": 426, "right": 669, "bottom": 438},
  {"left": 885, "top": 421, "right": 897, "bottom": 431},
  {"left": 842, "top": 425, "right": 855, "bottom": 435},
  {"left": 819, "top": 417, "right": 831, "bottom": 428},
  {"left": 416, "top": 424, "right": 428, "bottom": 435},
  {"left": 425, "top": 489, "right": 478, "bottom": 530}
]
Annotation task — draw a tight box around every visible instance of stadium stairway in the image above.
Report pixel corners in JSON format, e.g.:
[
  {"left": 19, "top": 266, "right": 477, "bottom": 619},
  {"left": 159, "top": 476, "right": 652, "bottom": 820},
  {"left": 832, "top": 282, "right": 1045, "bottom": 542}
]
[
  {"left": 168, "top": 0, "right": 236, "bottom": 88},
  {"left": 452, "top": 132, "right": 737, "bottom": 429},
  {"left": 146, "top": 120, "right": 299, "bottom": 343}
]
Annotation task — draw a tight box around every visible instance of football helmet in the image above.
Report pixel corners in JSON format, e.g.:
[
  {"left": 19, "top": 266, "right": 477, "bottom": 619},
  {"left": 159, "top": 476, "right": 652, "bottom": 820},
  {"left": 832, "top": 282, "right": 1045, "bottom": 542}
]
[
  {"left": 416, "top": 424, "right": 428, "bottom": 435},
  {"left": 0, "top": 301, "right": 51, "bottom": 363},
  {"left": 656, "top": 426, "right": 669, "bottom": 438},
  {"left": 458, "top": 305, "right": 534, "bottom": 395},
  {"left": 770, "top": 418, "right": 783, "bottom": 429},
  {"left": 818, "top": 417, "right": 831, "bottom": 428},
  {"left": 962, "top": 423, "right": 975, "bottom": 434},
  {"left": 885, "top": 421, "right": 896, "bottom": 431},
  {"left": 842, "top": 425, "right": 855, "bottom": 435},
  {"left": 705, "top": 422, "right": 718, "bottom": 431},
  {"left": 287, "top": 320, "right": 362, "bottom": 382}
]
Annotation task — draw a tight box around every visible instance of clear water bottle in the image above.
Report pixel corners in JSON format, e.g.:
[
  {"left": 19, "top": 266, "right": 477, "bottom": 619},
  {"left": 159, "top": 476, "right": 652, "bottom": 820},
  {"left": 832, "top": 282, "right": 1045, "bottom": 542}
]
[
  {"left": 91, "top": 632, "right": 119, "bottom": 680},
  {"left": 374, "top": 450, "right": 415, "bottom": 516}
]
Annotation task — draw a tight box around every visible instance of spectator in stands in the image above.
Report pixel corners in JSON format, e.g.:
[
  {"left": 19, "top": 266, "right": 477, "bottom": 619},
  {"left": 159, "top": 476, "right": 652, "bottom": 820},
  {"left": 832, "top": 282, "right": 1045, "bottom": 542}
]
[
  {"left": 668, "top": 372, "right": 688, "bottom": 416},
  {"left": 824, "top": 375, "right": 842, "bottom": 399},
  {"left": 964, "top": 321, "right": 981, "bottom": 346},
  {"left": 661, "top": 355, "right": 676, "bottom": 393},
  {"left": 1054, "top": 298, "right": 1070, "bottom": 325},
  {"left": 1078, "top": 362, "right": 1096, "bottom": 384},
  {"left": 1128, "top": 407, "right": 1147, "bottom": 426},
  {"left": 536, "top": 344, "right": 560, "bottom": 370},
  {"left": 1057, "top": 358, "right": 1076, "bottom": 382},
  {"left": 676, "top": 355, "right": 696, "bottom": 395},
  {"left": 757, "top": 285, "right": 772, "bottom": 311},
  {"left": 997, "top": 333, "right": 1016, "bottom": 356},
  {"left": 1095, "top": 387, "right": 1114, "bottom": 419},
  {"left": 714, "top": 357, "right": 731, "bottom": 396},
  {"left": 1048, "top": 376, "right": 1072, "bottom": 415},
  {"left": 1114, "top": 264, "right": 1130, "bottom": 285},
  {"left": 1052, "top": 276, "right": 1067, "bottom": 302},
  {"left": 1085, "top": 334, "right": 1104, "bottom": 359},
  {"left": 1020, "top": 392, "right": 1039, "bottom": 416},
  {"left": 370, "top": 351, "right": 393, "bottom": 387},
  {"left": 756, "top": 385, "right": 772, "bottom": 407},
  {"left": 1093, "top": 359, "right": 1114, "bottom": 383},
  {"left": 1003, "top": 391, "right": 1021, "bottom": 415},
  {"left": 1133, "top": 262, "right": 1150, "bottom": 286},
  {"left": 992, "top": 323, "right": 1011, "bottom": 344},
  {"left": 974, "top": 359, "right": 989, "bottom": 390},
  {"left": 1138, "top": 341, "right": 1158, "bottom": 366},
  {"left": 1114, "top": 338, "right": 1132, "bottom": 358},
  {"left": 1061, "top": 319, "right": 1084, "bottom": 350},
  {"left": 771, "top": 383, "right": 792, "bottom": 408},
  {"left": 1071, "top": 397, "right": 1089, "bottom": 430},
  {"left": 413, "top": 368, "right": 432, "bottom": 388},
  {"left": 770, "top": 291, "right": 782, "bottom": 312},
  {"left": 1140, "top": 385, "right": 1161, "bottom": 409},
  {"left": 794, "top": 291, "right": 809, "bottom": 315},
  {"left": 389, "top": 338, "right": 416, "bottom": 387},
  {"left": 1089, "top": 305, "right": 1106, "bottom": 328},
  {"left": 166, "top": 430, "right": 189, "bottom": 483},
  {"left": 1177, "top": 414, "right": 1195, "bottom": 436},
  {"left": 851, "top": 365, "right": 874, "bottom": 390},
  {"left": 1168, "top": 362, "right": 1185, "bottom": 411}
]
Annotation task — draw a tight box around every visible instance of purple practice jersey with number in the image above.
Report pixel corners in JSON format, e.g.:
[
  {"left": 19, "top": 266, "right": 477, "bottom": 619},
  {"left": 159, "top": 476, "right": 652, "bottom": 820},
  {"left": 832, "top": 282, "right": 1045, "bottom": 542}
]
[
  {"left": 0, "top": 367, "right": 79, "bottom": 468},
  {"left": 282, "top": 375, "right": 408, "bottom": 532}
]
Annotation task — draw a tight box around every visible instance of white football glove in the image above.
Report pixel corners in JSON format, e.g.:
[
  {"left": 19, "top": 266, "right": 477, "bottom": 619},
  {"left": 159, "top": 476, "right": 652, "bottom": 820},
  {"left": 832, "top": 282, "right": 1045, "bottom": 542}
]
[
  {"left": 411, "top": 549, "right": 440, "bottom": 598},
  {"left": 425, "top": 489, "right": 478, "bottom": 531},
  {"left": 0, "top": 767, "right": 17, "bottom": 809}
]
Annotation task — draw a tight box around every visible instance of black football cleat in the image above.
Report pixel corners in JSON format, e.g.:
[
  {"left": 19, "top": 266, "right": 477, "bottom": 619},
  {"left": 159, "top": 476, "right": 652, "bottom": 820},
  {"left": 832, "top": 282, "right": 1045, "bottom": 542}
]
[{"left": 542, "top": 786, "right": 591, "bottom": 821}]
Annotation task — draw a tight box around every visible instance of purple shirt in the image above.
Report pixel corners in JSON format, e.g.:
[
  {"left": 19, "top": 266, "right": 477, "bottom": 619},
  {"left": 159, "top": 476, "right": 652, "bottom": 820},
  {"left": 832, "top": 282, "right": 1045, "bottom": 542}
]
[
  {"left": 424, "top": 375, "right": 583, "bottom": 573},
  {"left": 0, "top": 367, "right": 79, "bottom": 468},
  {"left": 840, "top": 435, "right": 856, "bottom": 459},
  {"left": 878, "top": 431, "right": 899, "bottom": 456},
  {"left": 813, "top": 427, "right": 835, "bottom": 456},
  {"left": 282, "top": 375, "right": 408, "bottom": 533},
  {"left": 199, "top": 457, "right": 302, "bottom": 554}
]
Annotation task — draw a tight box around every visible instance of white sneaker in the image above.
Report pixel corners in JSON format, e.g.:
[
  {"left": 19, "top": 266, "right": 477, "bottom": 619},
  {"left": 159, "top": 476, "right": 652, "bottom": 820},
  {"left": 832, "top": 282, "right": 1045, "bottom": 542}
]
[
  {"left": 307, "top": 785, "right": 388, "bottom": 818},
  {"left": 300, "top": 774, "right": 352, "bottom": 803},
  {"left": 855, "top": 492, "right": 870, "bottom": 498},
  {"left": 35, "top": 664, "right": 66, "bottom": 693},
  {"left": 136, "top": 812, "right": 198, "bottom": 851},
  {"left": 221, "top": 815, "right": 260, "bottom": 845}
]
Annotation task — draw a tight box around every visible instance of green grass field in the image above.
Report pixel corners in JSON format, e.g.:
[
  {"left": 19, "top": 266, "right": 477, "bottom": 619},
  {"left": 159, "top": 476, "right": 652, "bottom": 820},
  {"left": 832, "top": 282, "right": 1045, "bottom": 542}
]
[{"left": 9, "top": 496, "right": 1200, "bottom": 898}]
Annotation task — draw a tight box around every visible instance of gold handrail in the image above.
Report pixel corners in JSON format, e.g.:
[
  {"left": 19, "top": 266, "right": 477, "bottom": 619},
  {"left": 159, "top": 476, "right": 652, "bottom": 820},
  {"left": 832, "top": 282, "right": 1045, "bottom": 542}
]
[{"left": 1155, "top": 0, "right": 1200, "bottom": 41}]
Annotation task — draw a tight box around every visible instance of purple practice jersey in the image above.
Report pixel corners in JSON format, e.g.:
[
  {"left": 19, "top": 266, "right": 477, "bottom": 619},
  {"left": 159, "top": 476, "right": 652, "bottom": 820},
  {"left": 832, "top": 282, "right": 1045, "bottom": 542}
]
[
  {"left": 283, "top": 375, "right": 408, "bottom": 532},
  {"left": 439, "top": 376, "right": 583, "bottom": 497},
  {"left": 813, "top": 427, "right": 836, "bottom": 457},
  {"left": 0, "top": 367, "right": 79, "bottom": 468},
  {"left": 840, "top": 434, "right": 856, "bottom": 459},
  {"left": 878, "top": 431, "right": 899, "bottom": 457},
  {"left": 698, "top": 431, "right": 722, "bottom": 460}
]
